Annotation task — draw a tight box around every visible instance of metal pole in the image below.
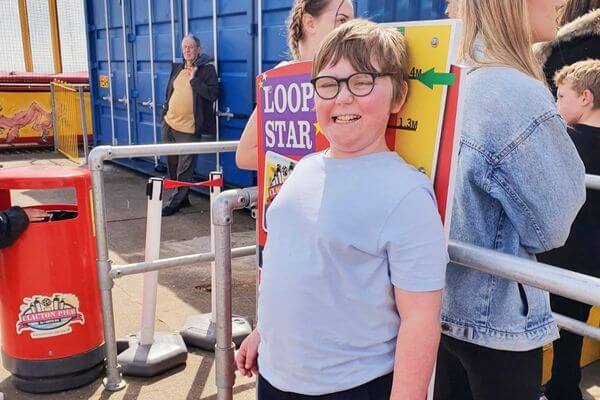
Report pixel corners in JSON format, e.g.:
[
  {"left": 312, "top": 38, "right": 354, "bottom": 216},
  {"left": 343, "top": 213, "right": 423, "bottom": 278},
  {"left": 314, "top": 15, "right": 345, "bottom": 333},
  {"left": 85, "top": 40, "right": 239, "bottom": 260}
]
[
  {"left": 586, "top": 174, "right": 600, "bottom": 191},
  {"left": 90, "top": 141, "right": 239, "bottom": 160},
  {"left": 139, "top": 178, "right": 164, "bottom": 345},
  {"left": 119, "top": 0, "right": 132, "bottom": 145},
  {"left": 170, "top": 0, "right": 176, "bottom": 62},
  {"left": 448, "top": 240, "right": 600, "bottom": 307},
  {"left": 50, "top": 83, "right": 58, "bottom": 152},
  {"left": 210, "top": 171, "right": 222, "bottom": 322},
  {"left": 103, "top": 0, "right": 117, "bottom": 146},
  {"left": 554, "top": 313, "right": 600, "bottom": 342},
  {"left": 88, "top": 155, "right": 126, "bottom": 391},
  {"left": 48, "top": 0, "right": 62, "bottom": 73},
  {"left": 183, "top": 0, "right": 189, "bottom": 34},
  {"left": 78, "top": 86, "right": 89, "bottom": 162},
  {"left": 213, "top": 187, "right": 258, "bottom": 400},
  {"left": 110, "top": 245, "right": 256, "bottom": 278},
  {"left": 147, "top": 0, "right": 159, "bottom": 165},
  {"left": 257, "top": 0, "right": 262, "bottom": 74},
  {"left": 17, "top": 0, "right": 33, "bottom": 72},
  {"left": 212, "top": 0, "right": 220, "bottom": 171}
]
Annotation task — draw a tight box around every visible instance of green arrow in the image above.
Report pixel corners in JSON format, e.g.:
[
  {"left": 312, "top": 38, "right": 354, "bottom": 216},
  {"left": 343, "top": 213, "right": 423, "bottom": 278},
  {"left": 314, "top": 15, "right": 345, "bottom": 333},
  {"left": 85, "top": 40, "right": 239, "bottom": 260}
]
[
  {"left": 416, "top": 68, "right": 455, "bottom": 89},
  {"left": 397, "top": 27, "right": 406, "bottom": 35}
]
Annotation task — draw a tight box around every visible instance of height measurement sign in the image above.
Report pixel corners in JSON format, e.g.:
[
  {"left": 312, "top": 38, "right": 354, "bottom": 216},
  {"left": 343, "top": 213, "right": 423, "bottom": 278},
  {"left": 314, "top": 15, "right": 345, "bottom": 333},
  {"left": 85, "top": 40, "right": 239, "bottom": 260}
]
[{"left": 384, "top": 20, "right": 461, "bottom": 178}]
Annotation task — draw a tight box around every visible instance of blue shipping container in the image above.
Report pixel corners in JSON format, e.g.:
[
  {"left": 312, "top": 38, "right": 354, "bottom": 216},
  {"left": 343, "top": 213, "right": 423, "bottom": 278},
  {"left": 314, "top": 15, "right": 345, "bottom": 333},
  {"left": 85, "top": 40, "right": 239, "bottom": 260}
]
[{"left": 84, "top": 0, "right": 447, "bottom": 187}]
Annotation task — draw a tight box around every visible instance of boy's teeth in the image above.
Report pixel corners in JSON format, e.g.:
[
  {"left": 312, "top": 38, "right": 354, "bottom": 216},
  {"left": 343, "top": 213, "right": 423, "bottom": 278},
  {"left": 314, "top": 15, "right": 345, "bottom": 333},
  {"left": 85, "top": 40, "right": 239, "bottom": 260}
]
[{"left": 335, "top": 115, "right": 361, "bottom": 122}]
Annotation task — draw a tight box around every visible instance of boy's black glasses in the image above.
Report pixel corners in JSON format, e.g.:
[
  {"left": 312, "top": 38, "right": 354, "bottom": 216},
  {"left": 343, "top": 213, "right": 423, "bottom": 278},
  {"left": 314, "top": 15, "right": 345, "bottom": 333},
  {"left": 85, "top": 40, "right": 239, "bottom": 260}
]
[{"left": 311, "top": 72, "right": 396, "bottom": 100}]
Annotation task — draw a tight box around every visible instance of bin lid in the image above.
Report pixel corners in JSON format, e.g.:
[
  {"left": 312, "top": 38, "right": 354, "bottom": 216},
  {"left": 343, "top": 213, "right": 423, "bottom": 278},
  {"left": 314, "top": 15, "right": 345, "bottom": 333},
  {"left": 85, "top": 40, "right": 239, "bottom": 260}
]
[{"left": 0, "top": 166, "right": 90, "bottom": 190}]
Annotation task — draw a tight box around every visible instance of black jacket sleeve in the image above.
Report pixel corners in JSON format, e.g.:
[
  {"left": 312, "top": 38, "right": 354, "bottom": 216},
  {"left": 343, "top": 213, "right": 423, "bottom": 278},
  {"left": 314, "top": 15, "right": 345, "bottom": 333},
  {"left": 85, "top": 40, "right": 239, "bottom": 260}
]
[
  {"left": 190, "top": 64, "right": 219, "bottom": 102},
  {"left": 0, "top": 206, "right": 30, "bottom": 249}
]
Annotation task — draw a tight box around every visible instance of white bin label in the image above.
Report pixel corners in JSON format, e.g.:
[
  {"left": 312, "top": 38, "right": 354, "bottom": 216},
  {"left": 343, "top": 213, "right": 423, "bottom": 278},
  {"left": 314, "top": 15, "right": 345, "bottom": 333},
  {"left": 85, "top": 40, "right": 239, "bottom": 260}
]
[{"left": 16, "top": 293, "right": 85, "bottom": 339}]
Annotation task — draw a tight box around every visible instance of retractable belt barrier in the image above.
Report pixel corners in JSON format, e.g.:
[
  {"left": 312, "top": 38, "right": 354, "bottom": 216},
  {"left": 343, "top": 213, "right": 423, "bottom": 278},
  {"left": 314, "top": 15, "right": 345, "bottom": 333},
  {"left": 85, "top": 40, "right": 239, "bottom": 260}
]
[{"left": 163, "top": 177, "right": 224, "bottom": 190}]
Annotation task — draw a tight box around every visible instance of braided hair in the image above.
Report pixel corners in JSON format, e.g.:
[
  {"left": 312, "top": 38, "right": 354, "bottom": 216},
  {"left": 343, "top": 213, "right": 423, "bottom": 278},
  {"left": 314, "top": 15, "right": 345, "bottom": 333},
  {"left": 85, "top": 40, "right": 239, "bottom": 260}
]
[{"left": 287, "top": 0, "right": 333, "bottom": 60}]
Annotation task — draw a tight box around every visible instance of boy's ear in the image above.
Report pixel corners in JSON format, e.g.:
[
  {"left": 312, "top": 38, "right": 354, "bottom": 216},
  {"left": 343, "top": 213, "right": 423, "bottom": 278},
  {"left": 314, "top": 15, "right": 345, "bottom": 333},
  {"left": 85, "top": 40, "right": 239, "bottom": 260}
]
[
  {"left": 390, "top": 81, "right": 409, "bottom": 114},
  {"left": 581, "top": 89, "right": 594, "bottom": 107},
  {"left": 302, "top": 13, "right": 317, "bottom": 34}
]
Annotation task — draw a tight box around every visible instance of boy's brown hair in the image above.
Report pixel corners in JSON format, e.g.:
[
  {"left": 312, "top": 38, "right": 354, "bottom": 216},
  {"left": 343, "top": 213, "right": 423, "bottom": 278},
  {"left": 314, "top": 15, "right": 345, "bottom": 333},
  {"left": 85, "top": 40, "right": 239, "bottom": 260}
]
[
  {"left": 554, "top": 59, "right": 600, "bottom": 108},
  {"left": 312, "top": 19, "right": 409, "bottom": 105}
]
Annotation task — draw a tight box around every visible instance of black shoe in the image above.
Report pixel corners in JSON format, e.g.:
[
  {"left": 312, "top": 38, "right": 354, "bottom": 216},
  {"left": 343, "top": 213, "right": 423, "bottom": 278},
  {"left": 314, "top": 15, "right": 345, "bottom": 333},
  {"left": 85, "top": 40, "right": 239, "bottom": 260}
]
[
  {"left": 180, "top": 198, "right": 192, "bottom": 208},
  {"left": 161, "top": 206, "right": 179, "bottom": 217}
]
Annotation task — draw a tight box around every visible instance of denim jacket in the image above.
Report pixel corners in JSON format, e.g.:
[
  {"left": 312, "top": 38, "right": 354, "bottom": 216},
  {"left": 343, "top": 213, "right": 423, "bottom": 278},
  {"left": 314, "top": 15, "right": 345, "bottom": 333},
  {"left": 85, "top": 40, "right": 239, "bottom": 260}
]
[{"left": 441, "top": 60, "right": 586, "bottom": 350}]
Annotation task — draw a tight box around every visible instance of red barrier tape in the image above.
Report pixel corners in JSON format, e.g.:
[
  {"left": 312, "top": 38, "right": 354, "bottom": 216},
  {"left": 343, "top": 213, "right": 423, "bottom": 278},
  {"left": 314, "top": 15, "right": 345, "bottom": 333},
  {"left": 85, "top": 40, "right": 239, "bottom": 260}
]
[{"left": 163, "top": 177, "right": 223, "bottom": 190}]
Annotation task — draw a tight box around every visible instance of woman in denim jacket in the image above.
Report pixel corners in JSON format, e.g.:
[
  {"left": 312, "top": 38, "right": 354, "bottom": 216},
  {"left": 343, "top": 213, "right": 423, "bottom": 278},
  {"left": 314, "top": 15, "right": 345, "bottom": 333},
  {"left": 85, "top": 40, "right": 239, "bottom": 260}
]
[{"left": 434, "top": 1, "right": 586, "bottom": 399}]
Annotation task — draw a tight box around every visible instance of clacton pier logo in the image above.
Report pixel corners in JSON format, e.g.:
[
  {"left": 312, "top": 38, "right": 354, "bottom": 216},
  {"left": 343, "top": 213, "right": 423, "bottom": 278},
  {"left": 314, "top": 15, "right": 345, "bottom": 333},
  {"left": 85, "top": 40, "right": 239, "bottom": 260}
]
[{"left": 16, "top": 293, "right": 85, "bottom": 339}]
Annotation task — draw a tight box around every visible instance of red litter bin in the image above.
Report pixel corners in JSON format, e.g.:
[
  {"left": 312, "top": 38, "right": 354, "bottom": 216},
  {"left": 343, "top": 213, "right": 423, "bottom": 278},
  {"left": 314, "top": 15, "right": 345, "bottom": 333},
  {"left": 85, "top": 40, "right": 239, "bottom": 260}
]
[{"left": 0, "top": 166, "right": 104, "bottom": 393}]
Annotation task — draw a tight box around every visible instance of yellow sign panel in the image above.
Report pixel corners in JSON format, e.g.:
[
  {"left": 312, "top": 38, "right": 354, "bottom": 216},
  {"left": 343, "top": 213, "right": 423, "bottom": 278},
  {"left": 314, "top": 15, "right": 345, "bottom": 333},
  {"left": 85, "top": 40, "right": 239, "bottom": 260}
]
[
  {"left": 99, "top": 75, "right": 109, "bottom": 88},
  {"left": 384, "top": 20, "right": 461, "bottom": 178}
]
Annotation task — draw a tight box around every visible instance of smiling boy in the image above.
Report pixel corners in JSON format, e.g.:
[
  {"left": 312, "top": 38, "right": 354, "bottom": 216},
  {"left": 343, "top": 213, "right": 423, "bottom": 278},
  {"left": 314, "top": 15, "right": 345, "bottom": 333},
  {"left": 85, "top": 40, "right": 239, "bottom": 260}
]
[{"left": 237, "top": 19, "right": 448, "bottom": 400}]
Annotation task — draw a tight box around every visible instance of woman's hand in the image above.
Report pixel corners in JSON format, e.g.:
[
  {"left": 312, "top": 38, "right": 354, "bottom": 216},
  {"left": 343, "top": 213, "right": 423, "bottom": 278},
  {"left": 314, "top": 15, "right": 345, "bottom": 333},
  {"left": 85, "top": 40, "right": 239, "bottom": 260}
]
[{"left": 236, "top": 329, "right": 260, "bottom": 378}]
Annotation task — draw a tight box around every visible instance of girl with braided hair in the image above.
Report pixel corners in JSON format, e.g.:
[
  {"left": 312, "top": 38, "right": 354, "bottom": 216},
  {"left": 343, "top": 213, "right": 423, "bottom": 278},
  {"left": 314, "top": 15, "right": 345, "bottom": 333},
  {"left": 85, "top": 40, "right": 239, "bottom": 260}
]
[{"left": 235, "top": 0, "right": 353, "bottom": 170}]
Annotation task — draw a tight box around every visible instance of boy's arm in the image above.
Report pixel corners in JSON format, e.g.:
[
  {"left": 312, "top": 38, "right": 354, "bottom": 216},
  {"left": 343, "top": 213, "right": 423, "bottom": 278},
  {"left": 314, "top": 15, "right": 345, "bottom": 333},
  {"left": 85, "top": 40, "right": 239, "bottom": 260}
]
[{"left": 391, "top": 288, "right": 442, "bottom": 400}]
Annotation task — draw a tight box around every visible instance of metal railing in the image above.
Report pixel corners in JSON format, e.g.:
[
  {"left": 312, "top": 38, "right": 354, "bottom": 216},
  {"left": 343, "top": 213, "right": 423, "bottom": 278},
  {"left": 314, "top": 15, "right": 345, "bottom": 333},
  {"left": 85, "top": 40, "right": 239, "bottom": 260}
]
[
  {"left": 89, "top": 144, "right": 600, "bottom": 399},
  {"left": 88, "top": 141, "right": 249, "bottom": 391},
  {"left": 50, "top": 81, "right": 89, "bottom": 162},
  {"left": 209, "top": 175, "right": 600, "bottom": 399}
]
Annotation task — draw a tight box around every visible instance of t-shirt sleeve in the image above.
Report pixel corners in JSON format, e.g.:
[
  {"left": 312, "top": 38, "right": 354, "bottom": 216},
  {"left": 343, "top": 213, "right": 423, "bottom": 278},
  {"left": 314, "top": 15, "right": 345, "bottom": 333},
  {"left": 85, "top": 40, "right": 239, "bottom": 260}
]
[{"left": 379, "top": 186, "right": 448, "bottom": 292}]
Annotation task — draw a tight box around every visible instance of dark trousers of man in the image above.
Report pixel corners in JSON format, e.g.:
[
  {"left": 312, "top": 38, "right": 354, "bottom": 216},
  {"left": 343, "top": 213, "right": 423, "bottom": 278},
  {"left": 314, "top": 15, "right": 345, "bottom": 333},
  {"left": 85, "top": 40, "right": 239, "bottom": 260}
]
[
  {"left": 258, "top": 373, "right": 392, "bottom": 400},
  {"left": 544, "top": 294, "right": 592, "bottom": 400},
  {"left": 162, "top": 122, "right": 197, "bottom": 209},
  {"left": 434, "top": 334, "right": 542, "bottom": 400}
]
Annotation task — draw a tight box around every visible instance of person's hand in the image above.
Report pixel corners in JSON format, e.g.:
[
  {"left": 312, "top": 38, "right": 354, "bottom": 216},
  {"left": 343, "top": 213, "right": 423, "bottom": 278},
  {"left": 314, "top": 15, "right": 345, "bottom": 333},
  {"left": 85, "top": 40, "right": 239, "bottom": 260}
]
[
  {"left": 236, "top": 329, "right": 260, "bottom": 378},
  {"left": 188, "top": 66, "right": 197, "bottom": 81},
  {"left": 24, "top": 208, "right": 50, "bottom": 222}
]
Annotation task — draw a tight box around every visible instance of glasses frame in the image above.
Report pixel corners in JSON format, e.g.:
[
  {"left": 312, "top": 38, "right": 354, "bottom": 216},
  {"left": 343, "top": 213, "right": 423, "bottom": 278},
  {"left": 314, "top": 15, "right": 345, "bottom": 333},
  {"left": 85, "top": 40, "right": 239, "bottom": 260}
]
[{"left": 310, "top": 72, "right": 397, "bottom": 100}]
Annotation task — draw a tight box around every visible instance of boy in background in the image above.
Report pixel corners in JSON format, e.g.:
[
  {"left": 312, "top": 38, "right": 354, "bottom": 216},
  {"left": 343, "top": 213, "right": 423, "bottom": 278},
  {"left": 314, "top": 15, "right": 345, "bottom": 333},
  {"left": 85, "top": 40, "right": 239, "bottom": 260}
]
[{"left": 540, "top": 58, "right": 600, "bottom": 400}]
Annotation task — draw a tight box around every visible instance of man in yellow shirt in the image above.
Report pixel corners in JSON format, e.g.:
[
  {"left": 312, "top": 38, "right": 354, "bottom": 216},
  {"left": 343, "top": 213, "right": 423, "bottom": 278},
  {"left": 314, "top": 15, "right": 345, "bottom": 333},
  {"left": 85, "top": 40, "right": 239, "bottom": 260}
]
[{"left": 162, "top": 34, "right": 219, "bottom": 216}]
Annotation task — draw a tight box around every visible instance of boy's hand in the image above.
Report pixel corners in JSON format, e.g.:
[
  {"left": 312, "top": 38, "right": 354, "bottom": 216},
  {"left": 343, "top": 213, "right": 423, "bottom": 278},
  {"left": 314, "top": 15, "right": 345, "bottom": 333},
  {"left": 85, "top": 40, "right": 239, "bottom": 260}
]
[{"left": 236, "top": 329, "right": 260, "bottom": 378}]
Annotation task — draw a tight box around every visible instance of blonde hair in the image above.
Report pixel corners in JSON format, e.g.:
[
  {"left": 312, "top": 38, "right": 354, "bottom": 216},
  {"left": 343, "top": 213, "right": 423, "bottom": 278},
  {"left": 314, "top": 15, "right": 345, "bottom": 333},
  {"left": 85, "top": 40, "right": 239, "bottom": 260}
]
[
  {"left": 554, "top": 59, "right": 600, "bottom": 108},
  {"left": 559, "top": 0, "right": 600, "bottom": 25},
  {"left": 312, "top": 19, "right": 409, "bottom": 104},
  {"left": 287, "top": 0, "right": 332, "bottom": 60},
  {"left": 459, "top": 0, "right": 545, "bottom": 82}
]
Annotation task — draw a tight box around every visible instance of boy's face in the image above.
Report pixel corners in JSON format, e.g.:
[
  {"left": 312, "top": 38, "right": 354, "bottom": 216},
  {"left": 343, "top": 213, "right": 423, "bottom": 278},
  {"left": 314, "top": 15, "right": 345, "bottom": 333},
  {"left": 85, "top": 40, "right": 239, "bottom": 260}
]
[
  {"left": 557, "top": 83, "right": 585, "bottom": 125},
  {"left": 315, "top": 57, "right": 403, "bottom": 158}
]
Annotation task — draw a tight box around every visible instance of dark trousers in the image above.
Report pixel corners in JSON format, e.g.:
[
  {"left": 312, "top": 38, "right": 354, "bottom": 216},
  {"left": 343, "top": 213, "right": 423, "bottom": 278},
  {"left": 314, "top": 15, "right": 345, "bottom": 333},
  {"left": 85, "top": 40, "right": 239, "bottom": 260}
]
[
  {"left": 258, "top": 373, "right": 393, "bottom": 400},
  {"left": 162, "top": 122, "right": 197, "bottom": 209},
  {"left": 545, "top": 294, "right": 593, "bottom": 400},
  {"left": 434, "top": 334, "right": 542, "bottom": 400}
]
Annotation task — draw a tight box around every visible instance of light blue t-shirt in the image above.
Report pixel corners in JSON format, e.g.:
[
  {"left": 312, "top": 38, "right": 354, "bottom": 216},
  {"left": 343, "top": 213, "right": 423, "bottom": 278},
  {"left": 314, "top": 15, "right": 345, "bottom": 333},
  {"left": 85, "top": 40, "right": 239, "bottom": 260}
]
[{"left": 257, "top": 151, "right": 448, "bottom": 395}]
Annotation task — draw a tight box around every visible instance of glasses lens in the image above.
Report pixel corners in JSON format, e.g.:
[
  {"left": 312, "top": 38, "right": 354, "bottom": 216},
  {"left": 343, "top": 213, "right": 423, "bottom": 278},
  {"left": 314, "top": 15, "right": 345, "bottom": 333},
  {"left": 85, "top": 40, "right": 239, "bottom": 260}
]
[
  {"left": 348, "top": 73, "right": 375, "bottom": 96},
  {"left": 315, "top": 77, "right": 339, "bottom": 99}
]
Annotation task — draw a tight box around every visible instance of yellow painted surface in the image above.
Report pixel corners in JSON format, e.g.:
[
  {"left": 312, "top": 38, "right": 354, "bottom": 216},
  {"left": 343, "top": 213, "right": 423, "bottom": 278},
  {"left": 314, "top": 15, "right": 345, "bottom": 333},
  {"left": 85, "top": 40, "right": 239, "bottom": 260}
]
[
  {"left": 542, "top": 307, "right": 600, "bottom": 383},
  {"left": 48, "top": 0, "right": 62, "bottom": 73},
  {"left": 384, "top": 21, "right": 460, "bottom": 178},
  {"left": 0, "top": 90, "right": 93, "bottom": 142},
  {"left": 17, "top": 0, "right": 33, "bottom": 72}
]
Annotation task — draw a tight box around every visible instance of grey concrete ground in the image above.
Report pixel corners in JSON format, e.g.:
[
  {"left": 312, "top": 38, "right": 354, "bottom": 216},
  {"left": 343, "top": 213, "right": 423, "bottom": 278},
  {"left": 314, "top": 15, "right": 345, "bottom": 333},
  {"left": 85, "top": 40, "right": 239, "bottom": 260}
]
[{"left": 0, "top": 149, "right": 598, "bottom": 400}]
